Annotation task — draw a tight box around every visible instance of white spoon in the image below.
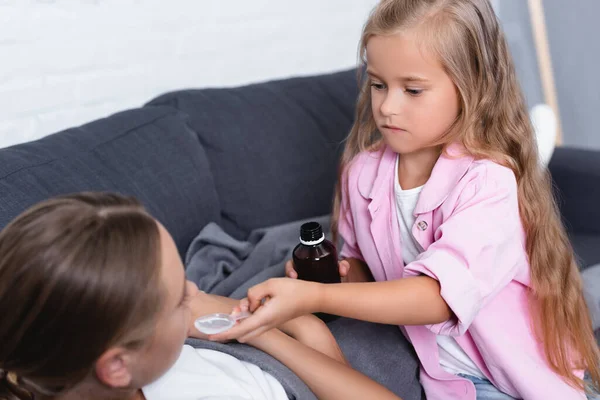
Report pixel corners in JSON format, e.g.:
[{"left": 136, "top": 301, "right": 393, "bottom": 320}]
[{"left": 194, "top": 311, "right": 252, "bottom": 335}]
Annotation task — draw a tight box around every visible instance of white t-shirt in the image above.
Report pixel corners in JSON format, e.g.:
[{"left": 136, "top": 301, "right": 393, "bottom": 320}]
[
  {"left": 142, "top": 345, "right": 288, "bottom": 400},
  {"left": 394, "top": 156, "right": 485, "bottom": 380}
]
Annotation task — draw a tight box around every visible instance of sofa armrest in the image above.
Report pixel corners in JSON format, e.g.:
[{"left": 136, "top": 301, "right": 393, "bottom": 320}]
[{"left": 548, "top": 146, "right": 600, "bottom": 236}]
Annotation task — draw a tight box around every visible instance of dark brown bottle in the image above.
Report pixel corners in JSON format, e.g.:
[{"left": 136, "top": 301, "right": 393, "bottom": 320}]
[{"left": 292, "top": 222, "right": 341, "bottom": 284}]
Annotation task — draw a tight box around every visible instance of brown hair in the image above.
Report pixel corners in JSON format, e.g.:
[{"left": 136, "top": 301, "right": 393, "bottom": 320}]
[
  {"left": 0, "top": 192, "right": 163, "bottom": 399},
  {"left": 332, "top": 0, "right": 600, "bottom": 392}
]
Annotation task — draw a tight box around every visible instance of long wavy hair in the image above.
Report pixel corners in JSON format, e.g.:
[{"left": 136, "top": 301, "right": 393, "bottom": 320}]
[{"left": 332, "top": 0, "right": 600, "bottom": 392}]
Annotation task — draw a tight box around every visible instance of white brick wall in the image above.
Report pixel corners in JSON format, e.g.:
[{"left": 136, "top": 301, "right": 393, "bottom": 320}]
[{"left": 0, "top": 0, "right": 379, "bottom": 149}]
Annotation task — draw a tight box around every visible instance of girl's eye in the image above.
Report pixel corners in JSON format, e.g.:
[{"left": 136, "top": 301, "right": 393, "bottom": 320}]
[
  {"left": 370, "top": 82, "right": 386, "bottom": 91},
  {"left": 406, "top": 88, "right": 423, "bottom": 96}
]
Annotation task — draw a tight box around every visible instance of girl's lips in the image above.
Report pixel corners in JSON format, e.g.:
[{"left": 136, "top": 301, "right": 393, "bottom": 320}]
[{"left": 382, "top": 125, "right": 407, "bottom": 132}]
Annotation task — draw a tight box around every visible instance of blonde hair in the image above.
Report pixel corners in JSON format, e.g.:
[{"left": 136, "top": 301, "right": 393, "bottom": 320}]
[{"left": 332, "top": 0, "right": 600, "bottom": 392}]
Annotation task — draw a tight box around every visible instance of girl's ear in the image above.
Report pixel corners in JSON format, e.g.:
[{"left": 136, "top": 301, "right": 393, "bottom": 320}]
[{"left": 95, "top": 347, "right": 134, "bottom": 388}]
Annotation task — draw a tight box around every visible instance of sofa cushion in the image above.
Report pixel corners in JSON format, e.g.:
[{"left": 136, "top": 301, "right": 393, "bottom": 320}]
[
  {"left": 549, "top": 146, "right": 600, "bottom": 236},
  {"left": 571, "top": 233, "right": 600, "bottom": 270},
  {"left": 147, "top": 69, "right": 359, "bottom": 238},
  {"left": 0, "top": 106, "right": 220, "bottom": 256}
]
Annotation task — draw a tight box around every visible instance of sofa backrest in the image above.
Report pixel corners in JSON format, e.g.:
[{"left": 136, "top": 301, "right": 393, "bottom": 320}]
[
  {"left": 148, "top": 69, "right": 359, "bottom": 238},
  {"left": 0, "top": 106, "right": 220, "bottom": 256}
]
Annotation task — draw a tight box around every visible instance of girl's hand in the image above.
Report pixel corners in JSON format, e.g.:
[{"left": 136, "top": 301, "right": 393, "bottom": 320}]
[
  {"left": 208, "top": 278, "right": 323, "bottom": 343},
  {"left": 285, "top": 259, "right": 352, "bottom": 281},
  {"left": 236, "top": 299, "right": 345, "bottom": 362}
]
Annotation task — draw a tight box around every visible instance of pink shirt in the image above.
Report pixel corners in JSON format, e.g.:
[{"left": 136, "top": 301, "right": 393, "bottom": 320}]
[{"left": 338, "top": 144, "right": 585, "bottom": 400}]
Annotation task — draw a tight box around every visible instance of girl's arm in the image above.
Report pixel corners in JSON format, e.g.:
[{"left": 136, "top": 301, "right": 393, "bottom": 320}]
[
  {"left": 187, "top": 287, "right": 348, "bottom": 363},
  {"left": 316, "top": 276, "right": 450, "bottom": 325},
  {"left": 247, "top": 329, "right": 401, "bottom": 400},
  {"left": 216, "top": 168, "right": 525, "bottom": 342},
  {"left": 210, "top": 276, "right": 450, "bottom": 342}
]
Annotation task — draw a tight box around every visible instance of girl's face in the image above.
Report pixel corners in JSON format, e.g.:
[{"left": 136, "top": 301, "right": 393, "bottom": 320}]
[{"left": 366, "top": 31, "right": 460, "bottom": 155}]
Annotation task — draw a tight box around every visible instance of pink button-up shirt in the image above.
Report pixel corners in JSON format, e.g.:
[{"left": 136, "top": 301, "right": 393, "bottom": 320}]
[{"left": 338, "top": 145, "right": 585, "bottom": 399}]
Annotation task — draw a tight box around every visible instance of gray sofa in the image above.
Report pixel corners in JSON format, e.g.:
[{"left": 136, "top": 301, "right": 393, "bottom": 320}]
[
  {"left": 0, "top": 69, "right": 598, "bottom": 399},
  {"left": 2, "top": 69, "right": 597, "bottom": 266}
]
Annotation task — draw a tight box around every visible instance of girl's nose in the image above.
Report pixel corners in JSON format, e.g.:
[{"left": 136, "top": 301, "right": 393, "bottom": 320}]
[{"left": 380, "top": 91, "right": 402, "bottom": 117}]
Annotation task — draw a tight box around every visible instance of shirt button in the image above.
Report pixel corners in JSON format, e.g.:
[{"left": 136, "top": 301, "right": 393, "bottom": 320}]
[{"left": 417, "top": 221, "right": 428, "bottom": 231}]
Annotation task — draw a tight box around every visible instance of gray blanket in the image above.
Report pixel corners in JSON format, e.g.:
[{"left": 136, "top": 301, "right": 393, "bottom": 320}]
[{"left": 184, "top": 216, "right": 423, "bottom": 400}]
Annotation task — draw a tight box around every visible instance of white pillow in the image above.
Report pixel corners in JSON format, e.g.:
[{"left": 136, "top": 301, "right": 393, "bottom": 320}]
[{"left": 530, "top": 103, "right": 557, "bottom": 167}]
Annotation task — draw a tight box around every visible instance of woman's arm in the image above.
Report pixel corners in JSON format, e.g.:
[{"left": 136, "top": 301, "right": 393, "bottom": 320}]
[
  {"left": 186, "top": 286, "right": 347, "bottom": 363},
  {"left": 247, "top": 329, "right": 401, "bottom": 400},
  {"left": 185, "top": 285, "right": 396, "bottom": 398},
  {"left": 276, "top": 314, "right": 348, "bottom": 365}
]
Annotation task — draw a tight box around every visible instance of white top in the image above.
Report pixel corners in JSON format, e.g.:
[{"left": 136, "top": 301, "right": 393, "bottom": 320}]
[
  {"left": 143, "top": 345, "right": 288, "bottom": 400},
  {"left": 393, "top": 157, "right": 425, "bottom": 264},
  {"left": 394, "top": 156, "right": 485, "bottom": 380}
]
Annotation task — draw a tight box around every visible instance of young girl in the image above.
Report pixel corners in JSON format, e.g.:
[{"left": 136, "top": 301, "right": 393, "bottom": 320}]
[
  {"left": 0, "top": 192, "right": 401, "bottom": 400},
  {"left": 213, "top": 0, "right": 600, "bottom": 399}
]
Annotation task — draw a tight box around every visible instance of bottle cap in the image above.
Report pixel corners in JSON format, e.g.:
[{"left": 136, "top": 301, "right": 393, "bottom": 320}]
[{"left": 300, "top": 222, "right": 325, "bottom": 245}]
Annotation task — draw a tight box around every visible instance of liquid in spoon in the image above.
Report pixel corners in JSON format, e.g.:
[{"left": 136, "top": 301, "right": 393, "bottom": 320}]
[{"left": 194, "top": 311, "right": 251, "bottom": 335}]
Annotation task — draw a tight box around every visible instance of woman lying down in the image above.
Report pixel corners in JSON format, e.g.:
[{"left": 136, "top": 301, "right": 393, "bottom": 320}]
[{"left": 0, "top": 192, "right": 401, "bottom": 400}]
